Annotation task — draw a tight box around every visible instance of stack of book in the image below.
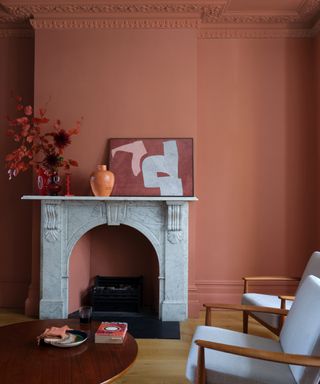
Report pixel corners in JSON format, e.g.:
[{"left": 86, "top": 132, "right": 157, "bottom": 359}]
[{"left": 94, "top": 322, "right": 128, "bottom": 344}]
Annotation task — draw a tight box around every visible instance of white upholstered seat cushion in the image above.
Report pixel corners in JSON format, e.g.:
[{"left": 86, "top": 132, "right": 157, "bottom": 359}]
[
  {"left": 242, "top": 251, "right": 320, "bottom": 330},
  {"left": 242, "top": 293, "right": 293, "bottom": 329},
  {"left": 185, "top": 325, "right": 295, "bottom": 384}
]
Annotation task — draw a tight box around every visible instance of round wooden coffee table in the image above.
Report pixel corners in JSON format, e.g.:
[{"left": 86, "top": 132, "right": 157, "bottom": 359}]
[{"left": 0, "top": 319, "right": 138, "bottom": 384}]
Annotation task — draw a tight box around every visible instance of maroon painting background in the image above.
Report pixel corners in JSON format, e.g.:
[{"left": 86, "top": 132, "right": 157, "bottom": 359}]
[{"left": 108, "top": 138, "right": 193, "bottom": 196}]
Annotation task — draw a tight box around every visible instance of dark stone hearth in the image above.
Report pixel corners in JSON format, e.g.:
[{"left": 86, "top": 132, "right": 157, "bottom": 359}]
[{"left": 68, "top": 310, "right": 180, "bottom": 339}]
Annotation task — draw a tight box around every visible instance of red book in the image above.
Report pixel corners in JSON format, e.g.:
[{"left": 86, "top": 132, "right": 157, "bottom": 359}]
[{"left": 94, "top": 322, "right": 128, "bottom": 344}]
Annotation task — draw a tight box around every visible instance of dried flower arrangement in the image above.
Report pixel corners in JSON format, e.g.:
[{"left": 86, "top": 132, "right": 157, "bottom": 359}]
[{"left": 4, "top": 95, "right": 80, "bottom": 181}]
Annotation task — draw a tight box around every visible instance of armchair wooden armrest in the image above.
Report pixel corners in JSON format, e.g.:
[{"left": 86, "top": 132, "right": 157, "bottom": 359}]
[
  {"left": 203, "top": 303, "right": 288, "bottom": 326},
  {"left": 278, "top": 295, "right": 295, "bottom": 301},
  {"left": 195, "top": 339, "right": 320, "bottom": 366},
  {"left": 278, "top": 295, "right": 296, "bottom": 309},
  {"left": 242, "top": 276, "right": 300, "bottom": 293},
  {"left": 195, "top": 339, "right": 320, "bottom": 384}
]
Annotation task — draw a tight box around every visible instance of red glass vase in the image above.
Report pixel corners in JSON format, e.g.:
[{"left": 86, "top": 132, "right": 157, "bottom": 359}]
[
  {"left": 47, "top": 170, "right": 62, "bottom": 196},
  {"left": 36, "top": 167, "right": 49, "bottom": 195}
]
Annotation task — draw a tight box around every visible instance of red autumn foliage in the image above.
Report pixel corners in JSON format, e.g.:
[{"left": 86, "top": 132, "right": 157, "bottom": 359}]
[{"left": 4, "top": 96, "right": 81, "bottom": 180}]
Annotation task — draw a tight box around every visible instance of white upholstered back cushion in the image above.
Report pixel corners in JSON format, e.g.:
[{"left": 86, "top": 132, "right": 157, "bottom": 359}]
[
  {"left": 280, "top": 275, "right": 320, "bottom": 384},
  {"left": 299, "top": 251, "right": 320, "bottom": 286}
]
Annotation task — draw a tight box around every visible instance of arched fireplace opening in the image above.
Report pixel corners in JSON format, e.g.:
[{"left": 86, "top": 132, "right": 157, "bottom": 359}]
[{"left": 68, "top": 224, "right": 159, "bottom": 317}]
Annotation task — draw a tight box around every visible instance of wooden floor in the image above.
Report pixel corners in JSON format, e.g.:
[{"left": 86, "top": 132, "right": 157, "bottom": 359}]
[{"left": 0, "top": 309, "right": 276, "bottom": 384}]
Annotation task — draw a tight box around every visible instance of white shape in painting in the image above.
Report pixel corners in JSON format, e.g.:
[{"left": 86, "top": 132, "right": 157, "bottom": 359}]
[
  {"left": 142, "top": 140, "right": 183, "bottom": 196},
  {"left": 111, "top": 140, "right": 147, "bottom": 176}
]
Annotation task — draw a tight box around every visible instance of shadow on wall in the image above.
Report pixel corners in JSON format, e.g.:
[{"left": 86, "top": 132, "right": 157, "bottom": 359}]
[{"left": 0, "top": 35, "right": 35, "bottom": 310}]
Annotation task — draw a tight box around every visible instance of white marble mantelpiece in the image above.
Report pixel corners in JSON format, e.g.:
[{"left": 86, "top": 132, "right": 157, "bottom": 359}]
[{"left": 22, "top": 195, "right": 197, "bottom": 321}]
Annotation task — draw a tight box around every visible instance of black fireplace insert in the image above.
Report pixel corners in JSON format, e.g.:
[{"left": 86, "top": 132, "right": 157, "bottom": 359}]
[{"left": 91, "top": 275, "right": 143, "bottom": 313}]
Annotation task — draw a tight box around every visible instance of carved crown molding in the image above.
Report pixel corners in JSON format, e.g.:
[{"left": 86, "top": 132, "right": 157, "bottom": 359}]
[
  {"left": 30, "top": 17, "right": 200, "bottom": 29},
  {"left": 299, "top": 0, "right": 320, "bottom": 21},
  {"left": 1, "top": 1, "right": 319, "bottom": 22},
  {"left": 0, "top": 27, "right": 33, "bottom": 37},
  {"left": 198, "top": 28, "right": 315, "bottom": 40},
  {"left": 1, "top": 1, "right": 320, "bottom": 36},
  {"left": 0, "top": 13, "right": 18, "bottom": 23},
  {"left": 3, "top": 2, "right": 205, "bottom": 17},
  {"left": 0, "top": 8, "right": 33, "bottom": 38},
  {"left": 210, "top": 14, "right": 300, "bottom": 24},
  {"left": 312, "top": 16, "right": 320, "bottom": 36}
]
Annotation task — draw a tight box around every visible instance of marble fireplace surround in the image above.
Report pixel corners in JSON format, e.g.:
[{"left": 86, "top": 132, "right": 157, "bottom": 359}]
[{"left": 22, "top": 196, "right": 197, "bottom": 321}]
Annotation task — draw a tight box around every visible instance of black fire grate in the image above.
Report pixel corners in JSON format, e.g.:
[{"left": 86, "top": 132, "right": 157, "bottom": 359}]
[{"left": 91, "top": 276, "right": 143, "bottom": 312}]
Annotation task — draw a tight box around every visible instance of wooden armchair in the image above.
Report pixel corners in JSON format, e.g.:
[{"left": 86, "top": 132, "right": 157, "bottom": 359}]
[
  {"left": 185, "top": 275, "right": 320, "bottom": 384},
  {"left": 242, "top": 276, "right": 299, "bottom": 335},
  {"left": 242, "top": 251, "right": 320, "bottom": 335}
]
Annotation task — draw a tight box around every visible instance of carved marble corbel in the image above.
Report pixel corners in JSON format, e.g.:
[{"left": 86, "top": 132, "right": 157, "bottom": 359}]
[
  {"left": 166, "top": 202, "right": 183, "bottom": 244},
  {"left": 106, "top": 202, "right": 127, "bottom": 225},
  {"left": 44, "top": 202, "right": 60, "bottom": 242}
]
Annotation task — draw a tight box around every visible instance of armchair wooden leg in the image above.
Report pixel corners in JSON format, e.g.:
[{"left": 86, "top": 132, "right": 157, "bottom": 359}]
[
  {"left": 279, "top": 299, "right": 286, "bottom": 332},
  {"left": 196, "top": 346, "right": 206, "bottom": 384},
  {"left": 205, "top": 307, "right": 211, "bottom": 326},
  {"left": 243, "top": 311, "right": 249, "bottom": 334}
]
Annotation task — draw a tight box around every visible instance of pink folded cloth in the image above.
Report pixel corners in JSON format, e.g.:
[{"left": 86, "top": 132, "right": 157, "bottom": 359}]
[{"left": 37, "top": 325, "right": 72, "bottom": 345}]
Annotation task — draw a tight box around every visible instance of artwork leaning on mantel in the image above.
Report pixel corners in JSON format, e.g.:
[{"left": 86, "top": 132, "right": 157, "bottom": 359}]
[{"left": 108, "top": 138, "right": 194, "bottom": 197}]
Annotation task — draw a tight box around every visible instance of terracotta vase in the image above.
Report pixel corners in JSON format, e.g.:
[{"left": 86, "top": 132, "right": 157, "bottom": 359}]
[{"left": 90, "top": 165, "right": 115, "bottom": 197}]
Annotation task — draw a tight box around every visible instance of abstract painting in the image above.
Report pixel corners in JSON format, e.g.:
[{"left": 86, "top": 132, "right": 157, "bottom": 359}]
[{"left": 108, "top": 138, "right": 193, "bottom": 196}]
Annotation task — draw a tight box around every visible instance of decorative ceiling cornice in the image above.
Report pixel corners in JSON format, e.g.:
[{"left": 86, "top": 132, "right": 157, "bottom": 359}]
[
  {"left": 30, "top": 17, "right": 200, "bottom": 29},
  {"left": 1, "top": 1, "right": 320, "bottom": 37},
  {"left": 299, "top": 0, "right": 320, "bottom": 20},
  {"left": 0, "top": 13, "right": 17, "bottom": 23},
  {"left": 0, "top": 4, "right": 32, "bottom": 37},
  {"left": 198, "top": 28, "right": 315, "bottom": 40},
  {"left": 0, "top": 27, "right": 33, "bottom": 37},
  {"left": 2, "top": 2, "right": 204, "bottom": 17}
]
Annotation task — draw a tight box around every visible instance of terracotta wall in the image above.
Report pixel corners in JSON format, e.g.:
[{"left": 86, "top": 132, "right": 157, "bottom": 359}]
[
  {"left": 34, "top": 29, "right": 197, "bottom": 195},
  {"left": 34, "top": 29, "right": 197, "bottom": 314},
  {"left": 2, "top": 26, "right": 319, "bottom": 316},
  {"left": 0, "top": 34, "right": 34, "bottom": 308},
  {"left": 191, "top": 37, "right": 318, "bottom": 311}
]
